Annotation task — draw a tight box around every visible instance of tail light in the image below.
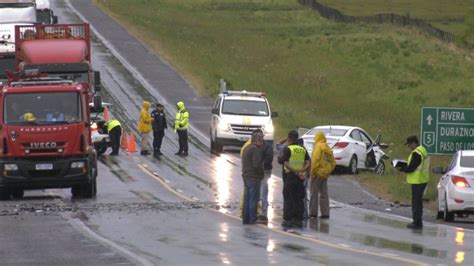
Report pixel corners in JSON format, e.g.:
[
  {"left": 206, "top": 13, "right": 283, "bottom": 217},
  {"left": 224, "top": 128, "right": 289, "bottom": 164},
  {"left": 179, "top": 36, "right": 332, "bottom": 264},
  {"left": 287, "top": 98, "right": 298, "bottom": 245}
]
[
  {"left": 333, "top": 142, "right": 349, "bottom": 149},
  {"left": 451, "top": 176, "right": 470, "bottom": 187}
]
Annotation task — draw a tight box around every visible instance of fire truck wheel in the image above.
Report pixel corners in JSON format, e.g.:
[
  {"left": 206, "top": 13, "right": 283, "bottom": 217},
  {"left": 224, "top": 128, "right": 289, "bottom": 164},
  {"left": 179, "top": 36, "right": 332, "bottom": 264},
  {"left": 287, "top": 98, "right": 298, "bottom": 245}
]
[
  {"left": 11, "top": 189, "right": 24, "bottom": 199},
  {"left": 0, "top": 187, "right": 11, "bottom": 200},
  {"left": 71, "top": 185, "right": 81, "bottom": 198}
]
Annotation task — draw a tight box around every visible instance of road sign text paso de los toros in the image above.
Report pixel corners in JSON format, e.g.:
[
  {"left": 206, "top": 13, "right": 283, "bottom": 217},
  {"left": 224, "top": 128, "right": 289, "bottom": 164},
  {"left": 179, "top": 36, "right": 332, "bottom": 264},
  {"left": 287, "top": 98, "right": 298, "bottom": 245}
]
[{"left": 421, "top": 107, "right": 474, "bottom": 155}]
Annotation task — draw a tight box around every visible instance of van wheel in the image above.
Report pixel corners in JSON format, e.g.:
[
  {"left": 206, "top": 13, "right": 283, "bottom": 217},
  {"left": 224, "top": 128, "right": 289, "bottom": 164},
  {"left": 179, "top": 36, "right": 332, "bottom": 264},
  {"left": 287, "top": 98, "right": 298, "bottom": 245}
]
[
  {"left": 214, "top": 138, "right": 224, "bottom": 154},
  {"left": 347, "top": 155, "right": 358, "bottom": 175},
  {"left": 0, "top": 187, "right": 11, "bottom": 201}
]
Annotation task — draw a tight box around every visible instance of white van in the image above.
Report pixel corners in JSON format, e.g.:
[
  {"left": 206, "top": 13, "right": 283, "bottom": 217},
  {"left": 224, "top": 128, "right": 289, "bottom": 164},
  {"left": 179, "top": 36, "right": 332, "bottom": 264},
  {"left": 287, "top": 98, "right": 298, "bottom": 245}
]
[{"left": 210, "top": 90, "right": 277, "bottom": 153}]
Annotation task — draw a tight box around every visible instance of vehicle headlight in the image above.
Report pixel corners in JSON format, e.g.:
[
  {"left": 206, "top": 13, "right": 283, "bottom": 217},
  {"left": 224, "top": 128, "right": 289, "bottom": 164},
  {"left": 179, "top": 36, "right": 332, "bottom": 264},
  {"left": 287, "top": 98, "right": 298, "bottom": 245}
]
[
  {"left": 217, "top": 119, "right": 230, "bottom": 131},
  {"left": 4, "top": 164, "right": 18, "bottom": 171},
  {"left": 71, "top": 161, "right": 85, "bottom": 169},
  {"left": 263, "top": 121, "right": 274, "bottom": 134}
]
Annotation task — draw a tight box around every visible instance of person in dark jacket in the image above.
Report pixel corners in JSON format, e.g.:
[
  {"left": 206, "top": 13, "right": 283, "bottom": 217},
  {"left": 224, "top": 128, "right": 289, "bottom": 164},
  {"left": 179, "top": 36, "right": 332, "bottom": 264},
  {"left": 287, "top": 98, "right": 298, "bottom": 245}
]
[
  {"left": 241, "top": 131, "right": 264, "bottom": 224},
  {"left": 259, "top": 140, "right": 274, "bottom": 222},
  {"left": 151, "top": 103, "right": 167, "bottom": 158},
  {"left": 278, "top": 130, "right": 310, "bottom": 228}
]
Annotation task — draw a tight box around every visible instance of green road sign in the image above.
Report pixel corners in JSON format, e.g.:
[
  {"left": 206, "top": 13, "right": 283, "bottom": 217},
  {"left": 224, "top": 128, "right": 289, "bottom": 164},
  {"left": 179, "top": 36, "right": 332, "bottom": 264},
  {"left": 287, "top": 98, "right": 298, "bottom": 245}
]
[{"left": 421, "top": 107, "right": 474, "bottom": 155}]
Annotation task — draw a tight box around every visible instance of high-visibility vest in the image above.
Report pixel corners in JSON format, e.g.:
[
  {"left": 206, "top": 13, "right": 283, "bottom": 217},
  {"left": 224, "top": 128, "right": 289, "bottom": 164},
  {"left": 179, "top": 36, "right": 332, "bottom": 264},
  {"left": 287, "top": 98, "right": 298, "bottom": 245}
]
[
  {"left": 285, "top": 144, "right": 306, "bottom": 173},
  {"left": 406, "top": 145, "right": 429, "bottom": 184},
  {"left": 175, "top": 110, "right": 189, "bottom": 130},
  {"left": 106, "top": 119, "right": 121, "bottom": 132}
]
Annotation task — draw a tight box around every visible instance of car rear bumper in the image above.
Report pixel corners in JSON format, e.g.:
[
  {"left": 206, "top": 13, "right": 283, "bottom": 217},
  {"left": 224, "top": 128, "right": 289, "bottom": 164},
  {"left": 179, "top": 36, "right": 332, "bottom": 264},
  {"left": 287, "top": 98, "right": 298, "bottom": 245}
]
[
  {"left": 447, "top": 187, "right": 474, "bottom": 212},
  {"left": 333, "top": 150, "right": 351, "bottom": 167},
  {"left": 0, "top": 157, "right": 91, "bottom": 190}
]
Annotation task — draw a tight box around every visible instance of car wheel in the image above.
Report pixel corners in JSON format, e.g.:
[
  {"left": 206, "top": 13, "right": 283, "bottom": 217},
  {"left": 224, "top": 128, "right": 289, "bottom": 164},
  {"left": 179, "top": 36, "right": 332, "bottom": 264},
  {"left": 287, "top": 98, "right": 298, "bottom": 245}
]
[
  {"left": 96, "top": 145, "right": 107, "bottom": 155},
  {"left": 347, "top": 155, "right": 358, "bottom": 175},
  {"left": 436, "top": 194, "right": 443, "bottom": 219},
  {"left": 374, "top": 161, "right": 385, "bottom": 175},
  {"left": 0, "top": 187, "right": 11, "bottom": 201},
  {"left": 11, "top": 189, "right": 24, "bottom": 199},
  {"left": 443, "top": 194, "right": 454, "bottom": 222},
  {"left": 214, "top": 137, "right": 223, "bottom": 154}
]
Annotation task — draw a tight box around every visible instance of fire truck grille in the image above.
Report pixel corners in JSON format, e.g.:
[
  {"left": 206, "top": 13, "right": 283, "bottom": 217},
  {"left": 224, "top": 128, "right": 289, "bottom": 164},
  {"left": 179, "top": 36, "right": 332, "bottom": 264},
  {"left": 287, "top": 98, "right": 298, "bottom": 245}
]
[
  {"left": 28, "top": 170, "right": 61, "bottom": 178},
  {"left": 230, "top": 124, "right": 262, "bottom": 135}
]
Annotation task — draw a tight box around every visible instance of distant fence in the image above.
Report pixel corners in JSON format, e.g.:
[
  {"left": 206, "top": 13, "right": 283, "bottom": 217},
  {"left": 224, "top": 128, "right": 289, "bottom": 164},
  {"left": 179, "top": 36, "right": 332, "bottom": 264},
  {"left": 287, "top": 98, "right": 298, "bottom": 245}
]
[{"left": 298, "top": 0, "right": 455, "bottom": 43}]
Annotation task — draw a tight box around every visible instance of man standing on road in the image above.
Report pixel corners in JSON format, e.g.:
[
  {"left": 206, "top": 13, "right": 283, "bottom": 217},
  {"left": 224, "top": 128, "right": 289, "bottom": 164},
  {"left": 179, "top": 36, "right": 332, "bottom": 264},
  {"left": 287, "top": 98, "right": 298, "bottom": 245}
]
[
  {"left": 309, "top": 131, "right": 336, "bottom": 219},
  {"left": 174, "top": 101, "right": 189, "bottom": 156},
  {"left": 138, "top": 101, "right": 152, "bottom": 155},
  {"left": 105, "top": 118, "right": 122, "bottom": 156},
  {"left": 278, "top": 130, "right": 310, "bottom": 228},
  {"left": 151, "top": 103, "right": 167, "bottom": 158},
  {"left": 397, "top": 135, "right": 429, "bottom": 230},
  {"left": 259, "top": 140, "right": 274, "bottom": 223},
  {"left": 241, "top": 131, "right": 265, "bottom": 224}
]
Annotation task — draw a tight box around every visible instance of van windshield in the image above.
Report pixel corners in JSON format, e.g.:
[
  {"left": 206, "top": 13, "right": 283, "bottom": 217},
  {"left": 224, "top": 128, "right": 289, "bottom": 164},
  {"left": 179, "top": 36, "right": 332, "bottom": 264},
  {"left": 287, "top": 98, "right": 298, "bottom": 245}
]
[
  {"left": 222, "top": 99, "right": 268, "bottom": 116},
  {"left": 4, "top": 92, "right": 82, "bottom": 125},
  {"left": 0, "top": 4, "right": 36, "bottom": 23}
]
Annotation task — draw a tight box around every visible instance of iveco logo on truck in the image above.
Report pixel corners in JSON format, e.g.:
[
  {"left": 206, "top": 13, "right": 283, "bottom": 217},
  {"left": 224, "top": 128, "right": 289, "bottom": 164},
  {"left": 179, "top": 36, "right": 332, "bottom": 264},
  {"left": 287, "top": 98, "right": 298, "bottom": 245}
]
[{"left": 29, "top": 142, "right": 57, "bottom": 148}]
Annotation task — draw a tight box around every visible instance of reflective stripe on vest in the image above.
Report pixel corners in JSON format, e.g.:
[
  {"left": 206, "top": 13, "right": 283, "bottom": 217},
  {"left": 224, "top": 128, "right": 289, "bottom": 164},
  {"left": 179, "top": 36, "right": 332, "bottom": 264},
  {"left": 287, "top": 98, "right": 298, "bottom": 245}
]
[
  {"left": 407, "top": 145, "right": 429, "bottom": 184},
  {"left": 107, "top": 119, "right": 121, "bottom": 132},
  {"left": 285, "top": 145, "right": 306, "bottom": 173}
]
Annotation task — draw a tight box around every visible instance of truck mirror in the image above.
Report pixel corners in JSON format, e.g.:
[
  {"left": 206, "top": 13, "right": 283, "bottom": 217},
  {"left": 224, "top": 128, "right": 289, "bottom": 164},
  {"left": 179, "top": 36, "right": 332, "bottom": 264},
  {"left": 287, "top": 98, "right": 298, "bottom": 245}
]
[
  {"left": 93, "top": 95, "right": 104, "bottom": 113},
  {"left": 53, "top": 15, "right": 58, "bottom": 24},
  {"left": 271, "top": 111, "right": 278, "bottom": 118},
  {"left": 94, "top": 71, "right": 101, "bottom": 92}
]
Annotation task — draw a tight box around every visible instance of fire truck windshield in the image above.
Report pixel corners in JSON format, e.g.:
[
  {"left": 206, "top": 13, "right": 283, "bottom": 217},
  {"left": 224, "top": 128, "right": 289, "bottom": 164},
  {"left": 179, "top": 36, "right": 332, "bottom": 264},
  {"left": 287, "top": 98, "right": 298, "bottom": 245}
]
[{"left": 4, "top": 92, "right": 82, "bottom": 125}]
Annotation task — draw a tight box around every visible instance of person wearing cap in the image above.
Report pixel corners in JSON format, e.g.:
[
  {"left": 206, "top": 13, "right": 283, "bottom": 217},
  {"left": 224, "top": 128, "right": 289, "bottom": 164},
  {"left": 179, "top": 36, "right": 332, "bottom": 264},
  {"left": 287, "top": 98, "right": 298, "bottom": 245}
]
[
  {"left": 151, "top": 103, "right": 167, "bottom": 158},
  {"left": 396, "top": 135, "right": 429, "bottom": 229},
  {"left": 278, "top": 130, "right": 310, "bottom": 228},
  {"left": 174, "top": 101, "right": 189, "bottom": 156},
  {"left": 105, "top": 118, "right": 122, "bottom": 156},
  {"left": 241, "top": 130, "right": 265, "bottom": 224}
]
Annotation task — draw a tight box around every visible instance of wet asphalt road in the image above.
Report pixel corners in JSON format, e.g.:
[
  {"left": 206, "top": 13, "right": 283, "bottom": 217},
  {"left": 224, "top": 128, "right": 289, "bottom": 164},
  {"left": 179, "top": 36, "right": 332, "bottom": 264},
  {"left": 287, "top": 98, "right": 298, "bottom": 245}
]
[{"left": 0, "top": 0, "right": 473, "bottom": 265}]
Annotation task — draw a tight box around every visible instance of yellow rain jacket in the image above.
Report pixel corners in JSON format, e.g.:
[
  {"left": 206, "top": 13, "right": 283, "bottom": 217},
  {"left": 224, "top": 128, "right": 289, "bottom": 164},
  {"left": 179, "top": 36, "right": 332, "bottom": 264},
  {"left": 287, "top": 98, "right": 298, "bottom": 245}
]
[
  {"left": 174, "top": 101, "right": 189, "bottom": 131},
  {"left": 311, "top": 131, "right": 336, "bottom": 179},
  {"left": 138, "top": 101, "right": 152, "bottom": 133}
]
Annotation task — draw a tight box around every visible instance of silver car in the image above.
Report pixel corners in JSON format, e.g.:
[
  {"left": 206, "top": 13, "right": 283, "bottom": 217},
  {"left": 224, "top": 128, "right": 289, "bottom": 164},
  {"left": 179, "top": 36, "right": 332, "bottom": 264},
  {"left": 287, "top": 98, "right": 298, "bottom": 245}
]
[{"left": 433, "top": 150, "right": 474, "bottom": 222}]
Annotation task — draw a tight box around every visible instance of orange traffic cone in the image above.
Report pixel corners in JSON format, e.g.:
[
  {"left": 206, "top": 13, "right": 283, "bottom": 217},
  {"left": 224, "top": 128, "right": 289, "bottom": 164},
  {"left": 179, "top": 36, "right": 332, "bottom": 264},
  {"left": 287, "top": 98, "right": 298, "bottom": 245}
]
[
  {"left": 103, "top": 106, "right": 109, "bottom": 121},
  {"left": 121, "top": 129, "right": 128, "bottom": 151},
  {"left": 128, "top": 133, "right": 137, "bottom": 153}
]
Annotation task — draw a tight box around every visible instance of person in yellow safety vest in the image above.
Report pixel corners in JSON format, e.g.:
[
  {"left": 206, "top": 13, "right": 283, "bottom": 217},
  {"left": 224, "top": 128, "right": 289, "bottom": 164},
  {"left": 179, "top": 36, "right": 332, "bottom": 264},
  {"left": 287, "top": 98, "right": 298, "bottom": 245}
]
[
  {"left": 277, "top": 130, "right": 310, "bottom": 228},
  {"left": 138, "top": 101, "right": 152, "bottom": 155},
  {"left": 396, "top": 135, "right": 429, "bottom": 230},
  {"left": 105, "top": 119, "right": 122, "bottom": 156},
  {"left": 174, "top": 101, "right": 189, "bottom": 156}
]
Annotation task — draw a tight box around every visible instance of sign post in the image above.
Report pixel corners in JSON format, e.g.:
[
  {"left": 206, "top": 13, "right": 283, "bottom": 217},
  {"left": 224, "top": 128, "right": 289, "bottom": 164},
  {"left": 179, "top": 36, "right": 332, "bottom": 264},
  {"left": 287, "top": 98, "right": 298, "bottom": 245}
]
[{"left": 421, "top": 107, "right": 474, "bottom": 155}]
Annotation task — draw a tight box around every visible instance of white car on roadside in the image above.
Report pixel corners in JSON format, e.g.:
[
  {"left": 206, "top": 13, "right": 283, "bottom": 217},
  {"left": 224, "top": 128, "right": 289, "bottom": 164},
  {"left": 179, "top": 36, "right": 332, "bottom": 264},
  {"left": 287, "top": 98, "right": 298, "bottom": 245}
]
[
  {"left": 433, "top": 150, "right": 474, "bottom": 222},
  {"left": 300, "top": 125, "right": 389, "bottom": 175}
]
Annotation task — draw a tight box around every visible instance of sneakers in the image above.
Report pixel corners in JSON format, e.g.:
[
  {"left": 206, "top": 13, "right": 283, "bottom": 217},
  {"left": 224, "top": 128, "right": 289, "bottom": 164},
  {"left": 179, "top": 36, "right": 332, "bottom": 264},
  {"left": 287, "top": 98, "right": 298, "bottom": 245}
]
[
  {"left": 182, "top": 152, "right": 188, "bottom": 156},
  {"left": 255, "top": 219, "right": 268, "bottom": 225},
  {"left": 319, "top": 215, "right": 330, "bottom": 219},
  {"left": 406, "top": 223, "right": 423, "bottom": 230},
  {"left": 258, "top": 215, "right": 268, "bottom": 222},
  {"left": 174, "top": 152, "right": 182, "bottom": 155},
  {"left": 292, "top": 220, "right": 303, "bottom": 228}
]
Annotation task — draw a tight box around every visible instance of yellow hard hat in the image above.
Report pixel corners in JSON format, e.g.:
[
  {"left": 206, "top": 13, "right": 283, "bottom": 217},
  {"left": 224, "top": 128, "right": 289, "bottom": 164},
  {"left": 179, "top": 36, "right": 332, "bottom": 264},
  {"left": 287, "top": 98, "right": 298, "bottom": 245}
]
[{"left": 23, "top": 112, "right": 36, "bottom": 122}]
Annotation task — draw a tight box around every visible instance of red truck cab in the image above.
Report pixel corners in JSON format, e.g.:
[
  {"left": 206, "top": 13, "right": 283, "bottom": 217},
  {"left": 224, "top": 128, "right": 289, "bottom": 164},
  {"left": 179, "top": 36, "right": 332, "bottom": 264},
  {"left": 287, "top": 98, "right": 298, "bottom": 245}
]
[{"left": 0, "top": 74, "right": 101, "bottom": 200}]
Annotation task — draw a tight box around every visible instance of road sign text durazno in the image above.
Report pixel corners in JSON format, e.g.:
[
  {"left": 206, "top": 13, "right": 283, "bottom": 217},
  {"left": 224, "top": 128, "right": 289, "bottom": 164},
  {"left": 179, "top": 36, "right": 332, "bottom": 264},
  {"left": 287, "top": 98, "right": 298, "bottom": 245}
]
[{"left": 421, "top": 107, "right": 474, "bottom": 155}]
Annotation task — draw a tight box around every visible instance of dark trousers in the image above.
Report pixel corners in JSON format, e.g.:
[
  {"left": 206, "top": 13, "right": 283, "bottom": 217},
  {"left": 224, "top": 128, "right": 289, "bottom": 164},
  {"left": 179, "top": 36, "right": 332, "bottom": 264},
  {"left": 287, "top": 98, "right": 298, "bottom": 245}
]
[
  {"left": 242, "top": 178, "right": 261, "bottom": 224},
  {"left": 411, "top": 183, "right": 427, "bottom": 225},
  {"left": 177, "top": 129, "right": 188, "bottom": 153},
  {"left": 283, "top": 179, "right": 305, "bottom": 222},
  {"left": 109, "top": 126, "right": 122, "bottom": 155},
  {"left": 153, "top": 130, "right": 164, "bottom": 153}
]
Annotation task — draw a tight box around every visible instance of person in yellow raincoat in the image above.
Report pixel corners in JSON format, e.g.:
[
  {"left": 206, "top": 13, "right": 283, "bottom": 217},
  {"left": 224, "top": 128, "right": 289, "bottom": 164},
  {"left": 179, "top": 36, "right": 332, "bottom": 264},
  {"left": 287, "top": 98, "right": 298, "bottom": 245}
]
[
  {"left": 309, "top": 131, "right": 336, "bottom": 219},
  {"left": 138, "top": 101, "right": 152, "bottom": 155}
]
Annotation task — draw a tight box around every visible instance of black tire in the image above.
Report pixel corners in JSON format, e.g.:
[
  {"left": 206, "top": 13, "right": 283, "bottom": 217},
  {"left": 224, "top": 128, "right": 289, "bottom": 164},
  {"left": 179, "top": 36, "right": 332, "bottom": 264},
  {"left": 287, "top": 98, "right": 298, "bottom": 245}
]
[
  {"left": 96, "top": 145, "right": 107, "bottom": 156},
  {"left": 71, "top": 185, "right": 81, "bottom": 198},
  {"left": 214, "top": 137, "right": 223, "bottom": 154},
  {"left": 0, "top": 187, "right": 11, "bottom": 201},
  {"left": 347, "top": 155, "right": 358, "bottom": 175},
  {"left": 436, "top": 195, "right": 443, "bottom": 219},
  {"left": 443, "top": 194, "right": 454, "bottom": 222},
  {"left": 11, "top": 189, "right": 24, "bottom": 199},
  {"left": 374, "top": 161, "right": 385, "bottom": 175},
  {"left": 81, "top": 180, "right": 95, "bottom": 199}
]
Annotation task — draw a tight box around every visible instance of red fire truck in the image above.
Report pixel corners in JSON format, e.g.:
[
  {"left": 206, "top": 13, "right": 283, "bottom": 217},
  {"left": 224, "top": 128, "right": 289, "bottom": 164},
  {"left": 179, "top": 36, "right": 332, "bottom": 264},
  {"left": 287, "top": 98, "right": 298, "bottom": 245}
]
[{"left": 0, "top": 72, "right": 102, "bottom": 200}]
